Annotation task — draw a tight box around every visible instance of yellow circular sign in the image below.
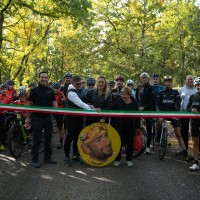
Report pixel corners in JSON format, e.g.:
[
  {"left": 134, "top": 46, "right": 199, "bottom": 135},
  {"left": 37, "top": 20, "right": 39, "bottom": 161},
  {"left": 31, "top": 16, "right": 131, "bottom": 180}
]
[{"left": 78, "top": 122, "right": 121, "bottom": 167}]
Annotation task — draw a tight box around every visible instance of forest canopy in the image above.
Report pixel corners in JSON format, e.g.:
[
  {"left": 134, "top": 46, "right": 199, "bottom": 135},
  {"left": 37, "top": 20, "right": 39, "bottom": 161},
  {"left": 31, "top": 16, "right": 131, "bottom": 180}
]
[{"left": 1, "top": 0, "right": 200, "bottom": 87}]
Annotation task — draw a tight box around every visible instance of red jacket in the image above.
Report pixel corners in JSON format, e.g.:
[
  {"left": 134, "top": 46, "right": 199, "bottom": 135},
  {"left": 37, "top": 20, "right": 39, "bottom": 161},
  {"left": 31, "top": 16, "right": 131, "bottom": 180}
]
[
  {"left": 7, "top": 88, "right": 17, "bottom": 103},
  {"left": 0, "top": 94, "right": 10, "bottom": 114},
  {"left": 13, "top": 100, "right": 27, "bottom": 118},
  {"left": 55, "top": 91, "right": 66, "bottom": 108}
]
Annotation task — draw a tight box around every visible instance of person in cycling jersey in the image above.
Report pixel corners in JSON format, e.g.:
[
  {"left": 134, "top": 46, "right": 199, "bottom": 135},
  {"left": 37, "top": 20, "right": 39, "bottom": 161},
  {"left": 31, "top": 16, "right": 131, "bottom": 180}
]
[
  {"left": 156, "top": 76, "right": 190, "bottom": 161},
  {"left": 52, "top": 82, "right": 66, "bottom": 149},
  {"left": 7, "top": 80, "right": 17, "bottom": 103},
  {"left": 151, "top": 74, "right": 165, "bottom": 97},
  {"left": 187, "top": 77, "right": 200, "bottom": 171},
  {"left": 0, "top": 84, "right": 10, "bottom": 151},
  {"left": 135, "top": 72, "right": 155, "bottom": 154},
  {"left": 126, "top": 79, "right": 136, "bottom": 98}
]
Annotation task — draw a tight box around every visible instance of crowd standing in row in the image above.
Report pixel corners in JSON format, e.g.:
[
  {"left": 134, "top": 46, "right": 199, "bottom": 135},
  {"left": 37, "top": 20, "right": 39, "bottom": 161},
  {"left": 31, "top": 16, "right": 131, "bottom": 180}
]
[{"left": 0, "top": 72, "right": 200, "bottom": 170}]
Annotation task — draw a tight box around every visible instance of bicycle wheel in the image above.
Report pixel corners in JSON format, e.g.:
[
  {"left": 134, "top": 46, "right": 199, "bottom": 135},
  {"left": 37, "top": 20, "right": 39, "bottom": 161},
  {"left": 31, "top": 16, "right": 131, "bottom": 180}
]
[
  {"left": 133, "top": 127, "right": 147, "bottom": 158},
  {"left": 8, "top": 124, "right": 24, "bottom": 159},
  {"left": 158, "top": 127, "right": 168, "bottom": 160}
]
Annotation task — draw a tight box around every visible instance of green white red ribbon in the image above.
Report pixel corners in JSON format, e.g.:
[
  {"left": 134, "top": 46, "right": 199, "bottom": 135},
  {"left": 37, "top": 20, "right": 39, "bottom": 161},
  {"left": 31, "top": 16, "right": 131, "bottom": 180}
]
[{"left": 0, "top": 104, "right": 200, "bottom": 118}]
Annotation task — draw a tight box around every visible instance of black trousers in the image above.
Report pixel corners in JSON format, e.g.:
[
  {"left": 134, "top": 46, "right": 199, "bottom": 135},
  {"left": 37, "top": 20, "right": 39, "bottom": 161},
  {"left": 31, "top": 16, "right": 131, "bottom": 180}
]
[
  {"left": 31, "top": 116, "right": 53, "bottom": 161},
  {"left": 115, "top": 125, "right": 136, "bottom": 161},
  {"left": 64, "top": 116, "right": 84, "bottom": 157},
  {"left": 180, "top": 118, "right": 190, "bottom": 149}
]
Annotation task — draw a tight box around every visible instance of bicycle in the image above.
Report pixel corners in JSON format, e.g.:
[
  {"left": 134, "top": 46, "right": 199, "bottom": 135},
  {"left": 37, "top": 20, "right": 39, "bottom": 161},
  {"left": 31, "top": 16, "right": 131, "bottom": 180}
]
[
  {"left": 158, "top": 120, "right": 168, "bottom": 160},
  {"left": 132, "top": 119, "right": 147, "bottom": 158},
  {"left": 7, "top": 113, "right": 44, "bottom": 159}
]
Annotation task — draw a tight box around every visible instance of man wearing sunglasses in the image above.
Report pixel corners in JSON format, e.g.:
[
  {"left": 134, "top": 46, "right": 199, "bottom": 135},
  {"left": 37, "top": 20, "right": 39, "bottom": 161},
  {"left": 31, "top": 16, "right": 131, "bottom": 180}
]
[{"left": 64, "top": 76, "right": 98, "bottom": 167}]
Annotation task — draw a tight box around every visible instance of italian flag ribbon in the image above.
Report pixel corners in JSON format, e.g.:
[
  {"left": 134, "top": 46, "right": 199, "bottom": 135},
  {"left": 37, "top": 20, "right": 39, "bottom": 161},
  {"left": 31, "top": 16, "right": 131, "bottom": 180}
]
[{"left": 0, "top": 104, "right": 199, "bottom": 118}]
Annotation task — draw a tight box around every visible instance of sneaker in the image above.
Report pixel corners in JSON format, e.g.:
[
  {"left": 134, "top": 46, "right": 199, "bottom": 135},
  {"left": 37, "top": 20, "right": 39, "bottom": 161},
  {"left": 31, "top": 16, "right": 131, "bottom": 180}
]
[
  {"left": 72, "top": 155, "right": 83, "bottom": 164},
  {"left": 113, "top": 161, "right": 121, "bottom": 167},
  {"left": 57, "top": 143, "right": 63, "bottom": 149},
  {"left": 127, "top": 161, "right": 133, "bottom": 167},
  {"left": 0, "top": 145, "right": 6, "bottom": 151},
  {"left": 64, "top": 157, "right": 72, "bottom": 167},
  {"left": 32, "top": 160, "right": 40, "bottom": 168},
  {"left": 189, "top": 164, "right": 199, "bottom": 171},
  {"left": 145, "top": 147, "right": 151, "bottom": 154},
  {"left": 44, "top": 158, "right": 57, "bottom": 164}
]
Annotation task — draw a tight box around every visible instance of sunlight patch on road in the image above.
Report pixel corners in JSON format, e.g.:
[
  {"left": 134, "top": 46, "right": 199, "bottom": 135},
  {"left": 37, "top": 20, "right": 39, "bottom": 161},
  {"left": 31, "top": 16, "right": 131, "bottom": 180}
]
[
  {"left": 41, "top": 174, "right": 53, "bottom": 180},
  {"left": 0, "top": 154, "right": 16, "bottom": 162},
  {"left": 68, "top": 175, "right": 91, "bottom": 183},
  {"left": 76, "top": 170, "right": 87, "bottom": 176},
  {"left": 93, "top": 177, "right": 116, "bottom": 183}
]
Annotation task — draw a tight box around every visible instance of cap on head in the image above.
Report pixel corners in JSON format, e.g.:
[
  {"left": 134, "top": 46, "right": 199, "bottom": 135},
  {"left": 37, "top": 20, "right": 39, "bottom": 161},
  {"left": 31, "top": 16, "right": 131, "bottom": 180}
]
[
  {"left": 80, "top": 123, "right": 108, "bottom": 144},
  {"left": 115, "top": 75, "right": 124, "bottom": 81},
  {"left": 18, "top": 90, "right": 26, "bottom": 97},
  {"left": 28, "top": 83, "right": 36, "bottom": 87},
  {"left": 52, "top": 82, "right": 61, "bottom": 89},
  {"left": 152, "top": 74, "right": 160, "bottom": 78}
]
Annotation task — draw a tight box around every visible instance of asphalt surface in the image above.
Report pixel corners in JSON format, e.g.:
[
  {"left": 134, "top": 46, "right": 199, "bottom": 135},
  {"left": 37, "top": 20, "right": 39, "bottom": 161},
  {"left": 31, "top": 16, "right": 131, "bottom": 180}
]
[{"left": 0, "top": 134, "right": 200, "bottom": 200}]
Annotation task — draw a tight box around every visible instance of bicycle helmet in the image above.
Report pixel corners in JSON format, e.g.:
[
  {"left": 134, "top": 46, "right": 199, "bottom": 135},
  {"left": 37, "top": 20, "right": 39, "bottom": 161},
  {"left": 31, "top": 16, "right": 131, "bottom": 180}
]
[
  {"left": 28, "top": 83, "right": 36, "bottom": 87},
  {"left": 126, "top": 79, "right": 134, "bottom": 85},
  {"left": 18, "top": 90, "right": 26, "bottom": 97},
  {"left": 108, "top": 80, "right": 115, "bottom": 86},
  {"left": 86, "top": 77, "right": 96, "bottom": 85},
  {"left": 152, "top": 74, "right": 160, "bottom": 78},
  {"left": 193, "top": 77, "right": 200, "bottom": 86},
  {"left": 7, "top": 80, "right": 14, "bottom": 85},
  {"left": 0, "top": 84, "right": 8, "bottom": 89},
  {"left": 52, "top": 82, "right": 61, "bottom": 89},
  {"left": 58, "top": 79, "right": 63, "bottom": 84},
  {"left": 163, "top": 76, "right": 173, "bottom": 82},
  {"left": 64, "top": 72, "right": 72, "bottom": 78},
  {"left": 140, "top": 72, "right": 150, "bottom": 78},
  {"left": 115, "top": 75, "right": 124, "bottom": 81},
  {"left": 19, "top": 86, "right": 26, "bottom": 91}
]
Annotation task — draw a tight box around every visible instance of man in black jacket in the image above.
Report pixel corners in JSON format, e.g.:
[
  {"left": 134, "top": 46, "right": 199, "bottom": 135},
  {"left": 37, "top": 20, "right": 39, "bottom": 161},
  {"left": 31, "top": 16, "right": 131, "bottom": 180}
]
[{"left": 136, "top": 72, "right": 155, "bottom": 154}]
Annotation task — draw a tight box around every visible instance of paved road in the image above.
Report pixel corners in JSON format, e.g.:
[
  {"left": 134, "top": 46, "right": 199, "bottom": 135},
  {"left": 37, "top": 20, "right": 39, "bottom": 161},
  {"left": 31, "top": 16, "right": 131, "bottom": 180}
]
[{"left": 0, "top": 135, "right": 200, "bottom": 200}]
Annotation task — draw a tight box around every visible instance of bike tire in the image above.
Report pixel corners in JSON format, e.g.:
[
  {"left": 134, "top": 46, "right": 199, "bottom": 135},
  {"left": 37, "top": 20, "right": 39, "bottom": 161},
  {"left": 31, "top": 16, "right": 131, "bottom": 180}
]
[
  {"left": 158, "top": 127, "right": 168, "bottom": 160},
  {"left": 8, "top": 124, "right": 24, "bottom": 159},
  {"left": 133, "top": 127, "right": 147, "bottom": 158}
]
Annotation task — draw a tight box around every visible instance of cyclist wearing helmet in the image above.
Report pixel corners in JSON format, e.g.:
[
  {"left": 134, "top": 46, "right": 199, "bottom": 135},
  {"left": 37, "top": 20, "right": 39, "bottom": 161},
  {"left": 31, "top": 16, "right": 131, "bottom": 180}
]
[
  {"left": 7, "top": 80, "right": 17, "bottom": 103},
  {"left": 52, "top": 82, "right": 66, "bottom": 149},
  {"left": 61, "top": 72, "right": 73, "bottom": 97},
  {"left": 187, "top": 77, "right": 200, "bottom": 171},
  {"left": 156, "top": 76, "right": 190, "bottom": 161},
  {"left": 82, "top": 77, "right": 96, "bottom": 98},
  {"left": 111, "top": 75, "right": 124, "bottom": 102},
  {"left": 126, "top": 79, "right": 136, "bottom": 98},
  {"left": 58, "top": 79, "right": 64, "bottom": 87},
  {"left": 13, "top": 90, "right": 27, "bottom": 119},
  {"left": 108, "top": 80, "right": 115, "bottom": 91},
  {"left": 0, "top": 84, "right": 10, "bottom": 151},
  {"left": 178, "top": 75, "right": 196, "bottom": 153},
  {"left": 135, "top": 72, "right": 155, "bottom": 154}
]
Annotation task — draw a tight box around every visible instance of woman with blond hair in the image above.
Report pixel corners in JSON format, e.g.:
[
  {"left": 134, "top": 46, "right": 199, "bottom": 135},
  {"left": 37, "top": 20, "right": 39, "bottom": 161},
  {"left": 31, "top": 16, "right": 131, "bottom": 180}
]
[{"left": 85, "top": 75, "right": 112, "bottom": 125}]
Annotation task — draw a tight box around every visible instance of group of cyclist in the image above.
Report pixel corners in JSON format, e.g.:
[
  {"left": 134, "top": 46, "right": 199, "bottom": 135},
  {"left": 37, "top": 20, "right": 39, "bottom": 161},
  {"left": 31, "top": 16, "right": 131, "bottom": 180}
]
[{"left": 0, "top": 71, "right": 200, "bottom": 171}]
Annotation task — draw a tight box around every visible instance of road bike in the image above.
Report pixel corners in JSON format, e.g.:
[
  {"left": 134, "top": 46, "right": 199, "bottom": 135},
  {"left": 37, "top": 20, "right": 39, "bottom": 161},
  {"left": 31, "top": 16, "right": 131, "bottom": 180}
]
[
  {"left": 158, "top": 120, "right": 168, "bottom": 160},
  {"left": 7, "top": 113, "right": 44, "bottom": 159}
]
